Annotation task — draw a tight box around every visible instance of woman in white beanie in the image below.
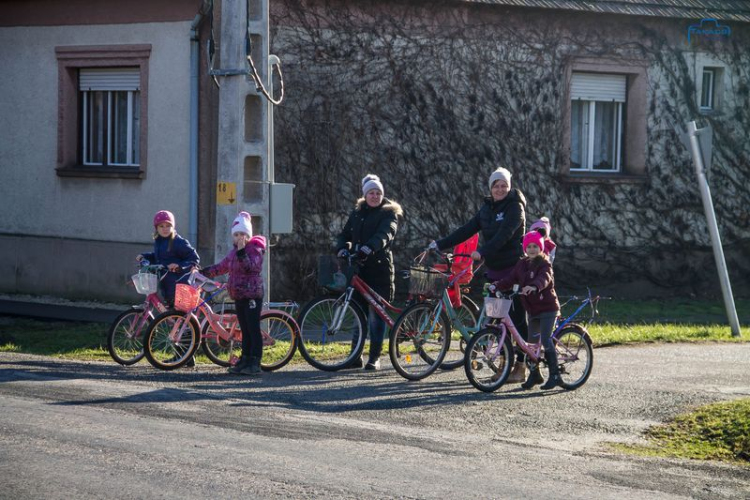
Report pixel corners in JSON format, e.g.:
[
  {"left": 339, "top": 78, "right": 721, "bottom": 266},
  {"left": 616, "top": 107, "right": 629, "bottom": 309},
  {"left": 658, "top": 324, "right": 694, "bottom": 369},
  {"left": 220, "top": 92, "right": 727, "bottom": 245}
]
[
  {"left": 335, "top": 174, "right": 403, "bottom": 370},
  {"left": 430, "top": 166, "right": 531, "bottom": 383}
]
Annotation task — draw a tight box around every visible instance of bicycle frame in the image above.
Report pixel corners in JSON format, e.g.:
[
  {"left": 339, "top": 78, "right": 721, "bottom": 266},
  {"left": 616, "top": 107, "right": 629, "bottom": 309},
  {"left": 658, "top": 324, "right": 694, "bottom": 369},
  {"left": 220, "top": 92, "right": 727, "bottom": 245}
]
[
  {"left": 485, "top": 292, "right": 599, "bottom": 365},
  {"left": 329, "top": 274, "right": 403, "bottom": 331}
]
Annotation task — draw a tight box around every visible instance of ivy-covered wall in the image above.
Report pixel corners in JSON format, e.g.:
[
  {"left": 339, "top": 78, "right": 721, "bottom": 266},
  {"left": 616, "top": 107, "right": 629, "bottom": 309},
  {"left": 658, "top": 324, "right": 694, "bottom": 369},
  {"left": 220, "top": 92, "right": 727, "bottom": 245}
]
[{"left": 268, "top": 0, "right": 750, "bottom": 300}]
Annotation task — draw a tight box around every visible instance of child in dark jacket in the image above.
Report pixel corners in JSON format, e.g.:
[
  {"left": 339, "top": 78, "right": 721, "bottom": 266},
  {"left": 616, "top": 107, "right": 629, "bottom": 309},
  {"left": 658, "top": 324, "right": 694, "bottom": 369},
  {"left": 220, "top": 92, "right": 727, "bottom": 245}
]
[
  {"left": 201, "top": 212, "right": 267, "bottom": 376},
  {"left": 137, "top": 210, "right": 200, "bottom": 306},
  {"left": 494, "top": 231, "right": 562, "bottom": 390}
]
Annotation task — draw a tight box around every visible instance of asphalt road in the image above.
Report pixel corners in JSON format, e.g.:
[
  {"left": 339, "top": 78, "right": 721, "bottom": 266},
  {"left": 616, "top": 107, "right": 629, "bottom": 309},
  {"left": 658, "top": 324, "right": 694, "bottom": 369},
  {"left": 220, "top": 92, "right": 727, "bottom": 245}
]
[{"left": 0, "top": 344, "right": 749, "bottom": 499}]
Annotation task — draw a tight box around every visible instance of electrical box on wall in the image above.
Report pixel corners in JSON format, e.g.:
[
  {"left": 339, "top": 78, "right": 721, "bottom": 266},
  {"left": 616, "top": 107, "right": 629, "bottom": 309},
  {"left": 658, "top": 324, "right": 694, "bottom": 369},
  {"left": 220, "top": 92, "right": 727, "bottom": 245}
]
[{"left": 270, "top": 183, "right": 295, "bottom": 234}]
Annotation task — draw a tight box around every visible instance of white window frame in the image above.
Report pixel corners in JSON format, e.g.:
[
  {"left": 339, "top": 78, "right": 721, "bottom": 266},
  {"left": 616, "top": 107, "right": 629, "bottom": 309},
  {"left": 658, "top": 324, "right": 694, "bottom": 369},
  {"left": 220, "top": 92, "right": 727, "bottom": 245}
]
[
  {"left": 570, "top": 72, "right": 625, "bottom": 173},
  {"left": 700, "top": 68, "right": 715, "bottom": 110},
  {"left": 79, "top": 68, "right": 140, "bottom": 168}
]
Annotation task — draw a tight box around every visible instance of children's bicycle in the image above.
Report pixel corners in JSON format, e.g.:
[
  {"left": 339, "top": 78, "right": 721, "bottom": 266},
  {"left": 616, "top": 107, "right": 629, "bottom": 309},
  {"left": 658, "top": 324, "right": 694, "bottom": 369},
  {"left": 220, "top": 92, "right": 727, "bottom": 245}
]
[
  {"left": 463, "top": 288, "right": 597, "bottom": 393},
  {"left": 107, "top": 262, "right": 170, "bottom": 365},
  {"left": 142, "top": 271, "right": 301, "bottom": 371},
  {"left": 388, "top": 249, "right": 485, "bottom": 380}
]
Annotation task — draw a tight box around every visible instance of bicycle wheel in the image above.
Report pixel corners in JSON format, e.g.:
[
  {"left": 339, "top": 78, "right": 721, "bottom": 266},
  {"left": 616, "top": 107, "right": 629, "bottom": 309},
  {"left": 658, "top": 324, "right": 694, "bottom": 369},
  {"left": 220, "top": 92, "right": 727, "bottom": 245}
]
[
  {"left": 107, "top": 307, "right": 151, "bottom": 365},
  {"left": 439, "top": 298, "right": 479, "bottom": 370},
  {"left": 297, "top": 295, "right": 366, "bottom": 371},
  {"left": 389, "top": 302, "right": 450, "bottom": 381},
  {"left": 143, "top": 310, "right": 200, "bottom": 370},
  {"left": 464, "top": 326, "right": 514, "bottom": 393},
  {"left": 260, "top": 311, "right": 299, "bottom": 371},
  {"left": 201, "top": 316, "right": 242, "bottom": 368},
  {"left": 553, "top": 324, "right": 594, "bottom": 390}
]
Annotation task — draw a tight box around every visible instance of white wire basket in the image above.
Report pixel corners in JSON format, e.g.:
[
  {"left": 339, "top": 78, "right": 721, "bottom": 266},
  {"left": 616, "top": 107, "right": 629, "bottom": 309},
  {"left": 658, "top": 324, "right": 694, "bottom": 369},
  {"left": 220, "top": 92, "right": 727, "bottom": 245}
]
[
  {"left": 131, "top": 273, "right": 158, "bottom": 295},
  {"left": 484, "top": 297, "right": 513, "bottom": 318}
]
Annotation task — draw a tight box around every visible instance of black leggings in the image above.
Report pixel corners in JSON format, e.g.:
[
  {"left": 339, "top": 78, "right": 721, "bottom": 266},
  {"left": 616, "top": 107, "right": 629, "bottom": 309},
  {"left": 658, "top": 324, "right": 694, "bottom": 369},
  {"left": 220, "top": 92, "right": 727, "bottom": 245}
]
[
  {"left": 235, "top": 298, "right": 262, "bottom": 360},
  {"left": 510, "top": 294, "right": 529, "bottom": 362}
]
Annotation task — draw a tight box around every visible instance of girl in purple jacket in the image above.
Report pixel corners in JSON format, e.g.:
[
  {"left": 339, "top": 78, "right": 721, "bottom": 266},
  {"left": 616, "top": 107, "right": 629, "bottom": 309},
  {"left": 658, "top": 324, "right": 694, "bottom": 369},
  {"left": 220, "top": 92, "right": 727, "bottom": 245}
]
[
  {"left": 494, "top": 231, "right": 562, "bottom": 390},
  {"left": 202, "top": 212, "right": 267, "bottom": 376}
]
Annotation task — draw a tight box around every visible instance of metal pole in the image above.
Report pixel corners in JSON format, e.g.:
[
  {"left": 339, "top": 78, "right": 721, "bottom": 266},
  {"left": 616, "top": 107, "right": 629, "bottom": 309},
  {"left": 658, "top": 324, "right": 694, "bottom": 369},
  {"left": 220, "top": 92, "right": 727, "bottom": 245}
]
[{"left": 686, "top": 120, "right": 741, "bottom": 337}]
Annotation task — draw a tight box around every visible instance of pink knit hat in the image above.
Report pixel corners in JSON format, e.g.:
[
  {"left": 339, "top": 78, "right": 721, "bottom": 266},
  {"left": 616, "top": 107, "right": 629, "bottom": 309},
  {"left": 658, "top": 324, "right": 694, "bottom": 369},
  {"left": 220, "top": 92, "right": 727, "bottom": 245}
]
[
  {"left": 522, "top": 231, "right": 545, "bottom": 254},
  {"left": 529, "top": 217, "right": 551, "bottom": 237},
  {"left": 153, "top": 210, "right": 175, "bottom": 228}
]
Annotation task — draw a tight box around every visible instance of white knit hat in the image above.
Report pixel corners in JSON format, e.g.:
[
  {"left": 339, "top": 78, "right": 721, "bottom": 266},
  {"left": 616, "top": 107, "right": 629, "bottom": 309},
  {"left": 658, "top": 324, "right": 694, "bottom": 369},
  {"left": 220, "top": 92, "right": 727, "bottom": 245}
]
[
  {"left": 231, "top": 211, "right": 253, "bottom": 236},
  {"left": 362, "top": 174, "right": 384, "bottom": 196},
  {"left": 488, "top": 167, "right": 512, "bottom": 191}
]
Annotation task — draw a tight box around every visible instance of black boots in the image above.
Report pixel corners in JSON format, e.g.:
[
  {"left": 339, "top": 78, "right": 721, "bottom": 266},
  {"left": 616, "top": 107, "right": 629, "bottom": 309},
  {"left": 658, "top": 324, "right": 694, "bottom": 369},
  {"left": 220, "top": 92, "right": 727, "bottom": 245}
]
[
  {"left": 228, "top": 356, "right": 261, "bottom": 375},
  {"left": 365, "top": 341, "right": 383, "bottom": 370},
  {"left": 540, "top": 350, "right": 562, "bottom": 390},
  {"left": 521, "top": 364, "right": 544, "bottom": 389},
  {"left": 240, "top": 356, "right": 262, "bottom": 375}
]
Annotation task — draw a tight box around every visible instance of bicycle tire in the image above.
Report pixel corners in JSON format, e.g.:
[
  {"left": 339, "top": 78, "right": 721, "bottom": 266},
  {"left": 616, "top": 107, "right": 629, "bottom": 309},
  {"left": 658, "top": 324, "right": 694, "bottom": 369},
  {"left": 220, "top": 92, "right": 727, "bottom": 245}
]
[
  {"left": 553, "top": 324, "right": 594, "bottom": 390},
  {"left": 389, "top": 302, "right": 450, "bottom": 381},
  {"left": 201, "top": 314, "right": 242, "bottom": 368},
  {"left": 464, "top": 326, "right": 514, "bottom": 393},
  {"left": 143, "top": 310, "right": 201, "bottom": 370},
  {"left": 259, "top": 311, "right": 299, "bottom": 371},
  {"left": 439, "top": 297, "right": 479, "bottom": 370},
  {"left": 107, "top": 307, "right": 151, "bottom": 365},
  {"left": 297, "top": 295, "right": 366, "bottom": 371}
]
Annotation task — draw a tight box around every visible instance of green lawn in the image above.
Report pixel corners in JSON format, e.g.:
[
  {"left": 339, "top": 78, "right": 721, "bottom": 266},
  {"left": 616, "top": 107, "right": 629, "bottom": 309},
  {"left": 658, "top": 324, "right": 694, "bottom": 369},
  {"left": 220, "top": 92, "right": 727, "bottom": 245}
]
[{"left": 613, "top": 399, "right": 750, "bottom": 466}]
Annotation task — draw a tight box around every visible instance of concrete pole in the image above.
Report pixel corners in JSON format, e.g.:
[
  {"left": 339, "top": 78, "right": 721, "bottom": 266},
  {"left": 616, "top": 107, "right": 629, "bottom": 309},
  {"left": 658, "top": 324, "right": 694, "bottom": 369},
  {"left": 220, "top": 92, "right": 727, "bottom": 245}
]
[
  {"left": 215, "top": 0, "right": 270, "bottom": 296},
  {"left": 686, "top": 121, "right": 741, "bottom": 337}
]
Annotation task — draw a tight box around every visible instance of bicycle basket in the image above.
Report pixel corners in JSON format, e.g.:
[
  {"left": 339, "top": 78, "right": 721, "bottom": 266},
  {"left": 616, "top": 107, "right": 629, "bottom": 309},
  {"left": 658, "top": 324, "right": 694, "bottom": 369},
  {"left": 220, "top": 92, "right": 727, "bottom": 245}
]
[
  {"left": 408, "top": 266, "right": 449, "bottom": 298},
  {"left": 131, "top": 272, "right": 158, "bottom": 295},
  {"left": 174, "top": 283, "right": 201, "bottom": 312},
  {"left": 484, "top": 297, "right": 513, "bottom": 318},
  {"left": 318, "top": 255, "right": 356, "bottom": 292}
]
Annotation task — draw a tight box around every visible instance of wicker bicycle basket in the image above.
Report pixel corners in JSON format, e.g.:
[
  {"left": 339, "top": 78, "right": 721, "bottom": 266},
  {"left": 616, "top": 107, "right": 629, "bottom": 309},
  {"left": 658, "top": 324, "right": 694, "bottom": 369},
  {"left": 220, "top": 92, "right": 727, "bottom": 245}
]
[
  {"left": 174, "top": 283, "right": 201, "bottom": 312},
  {"left": 131, "top": 272, "right": 158, "bottom": 295},
  {"left": 408, "top": 266, "right": 449, "bottom": 298},
  {"left": 317, "top": 255, "right": 357, "bottom": 292},
  {"left": 484, "top": 297, "right": 513, "bottom": 318}
]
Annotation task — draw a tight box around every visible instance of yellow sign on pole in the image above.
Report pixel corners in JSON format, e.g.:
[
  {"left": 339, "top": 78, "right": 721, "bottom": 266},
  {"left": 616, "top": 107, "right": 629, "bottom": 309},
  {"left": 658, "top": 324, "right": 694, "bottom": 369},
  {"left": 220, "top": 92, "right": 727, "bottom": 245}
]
[{"left": 217, "top": 182, "right": 237, "bottom": 205}]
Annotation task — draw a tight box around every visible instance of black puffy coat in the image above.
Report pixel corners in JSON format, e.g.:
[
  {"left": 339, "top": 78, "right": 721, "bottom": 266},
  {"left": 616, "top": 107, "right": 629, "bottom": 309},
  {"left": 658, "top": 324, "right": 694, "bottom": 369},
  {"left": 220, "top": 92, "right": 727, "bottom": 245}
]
[
  {"left": 436, "top": 189, "right": 526, "bottom": 272},
  {"left": 335, "top": 198, "right": 403, "bottom": 301}
]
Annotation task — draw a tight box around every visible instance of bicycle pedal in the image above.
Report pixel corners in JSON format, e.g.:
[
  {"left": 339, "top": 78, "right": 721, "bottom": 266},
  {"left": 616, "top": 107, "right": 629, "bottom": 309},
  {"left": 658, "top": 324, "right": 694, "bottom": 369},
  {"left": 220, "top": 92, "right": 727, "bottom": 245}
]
[{"left": 471, "top": 360, "right": 484, "bottom": 370}]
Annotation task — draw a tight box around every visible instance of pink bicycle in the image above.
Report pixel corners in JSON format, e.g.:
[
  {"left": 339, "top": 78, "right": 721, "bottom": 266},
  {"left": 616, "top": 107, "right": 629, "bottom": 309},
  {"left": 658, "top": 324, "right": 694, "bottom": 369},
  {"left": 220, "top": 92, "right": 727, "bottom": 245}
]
[
  {"left": 143, "top": 271, "right": 300, "bottom": 371},
  {"left": 107, "top": 262, "right": 170, "bottom": 365},
  {"left": 464, "top": 287, "right": 595, "bottom": 393}
]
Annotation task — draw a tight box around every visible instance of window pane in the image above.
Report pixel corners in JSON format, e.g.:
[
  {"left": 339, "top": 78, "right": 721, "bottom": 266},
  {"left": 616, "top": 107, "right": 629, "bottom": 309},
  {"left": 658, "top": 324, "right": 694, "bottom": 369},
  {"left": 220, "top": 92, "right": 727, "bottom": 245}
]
[
  {"left": 593, "top": 101, "right": 616, "bottom": 170},
  {"left": 570, "top": 100, "right": 589, "bottom": 169},
  {"left": 701, "top": 70, "right": 713, "bottom": 108},
  {"left": 87, "top": 91, "right": 106, "bottom": 165},
  {"left": 111, "top": 91, "right": 129, "bottom": 164},
  {"left": 131, "top": 92, "right": 140, "bottom": 165}
]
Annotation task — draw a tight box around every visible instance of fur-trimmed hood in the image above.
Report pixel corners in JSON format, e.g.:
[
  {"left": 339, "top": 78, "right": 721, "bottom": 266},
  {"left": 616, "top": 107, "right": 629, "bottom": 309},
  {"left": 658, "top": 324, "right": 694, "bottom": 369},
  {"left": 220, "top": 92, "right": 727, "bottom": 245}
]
[{"left": 354, "top": 197, "right": 404, "bottom": 217}]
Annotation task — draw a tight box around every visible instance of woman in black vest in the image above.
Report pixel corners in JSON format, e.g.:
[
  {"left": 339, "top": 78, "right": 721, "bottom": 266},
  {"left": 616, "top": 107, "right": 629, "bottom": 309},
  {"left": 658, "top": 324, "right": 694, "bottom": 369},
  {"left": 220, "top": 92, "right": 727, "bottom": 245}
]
[
  {"left": 336, "top": 174, "right": 403, "bottom": 370},
  {"left": 431, "top": 167, "right": 529, "bottom": 383}
]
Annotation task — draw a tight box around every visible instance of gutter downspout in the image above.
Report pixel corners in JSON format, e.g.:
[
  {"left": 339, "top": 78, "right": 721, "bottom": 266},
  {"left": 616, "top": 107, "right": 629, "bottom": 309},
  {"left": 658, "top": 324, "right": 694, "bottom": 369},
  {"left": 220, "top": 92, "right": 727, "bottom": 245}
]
[{"left": 189, "top": 4, "right": 209, "bottom": 248}]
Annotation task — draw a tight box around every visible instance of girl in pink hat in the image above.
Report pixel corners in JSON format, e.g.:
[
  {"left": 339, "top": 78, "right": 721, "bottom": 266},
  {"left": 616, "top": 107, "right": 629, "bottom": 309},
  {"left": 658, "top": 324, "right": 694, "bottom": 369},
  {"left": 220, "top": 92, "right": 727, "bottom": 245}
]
[
  {"left": 492, "top": 231, "right": 562, "bottom": 390},
  {"left": 529, "top": 216, "right": 557, "bottom": 263},
  {"left": 136, "top": 210, "right": 200, "bottom": 307}
]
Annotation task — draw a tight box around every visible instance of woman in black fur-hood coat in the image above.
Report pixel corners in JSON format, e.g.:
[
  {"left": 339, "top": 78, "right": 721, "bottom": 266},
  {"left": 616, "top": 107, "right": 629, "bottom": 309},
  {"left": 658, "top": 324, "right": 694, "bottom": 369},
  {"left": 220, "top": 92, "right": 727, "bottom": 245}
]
[{"left": 335, "top": 174, "right": 403, "bottom": 370}]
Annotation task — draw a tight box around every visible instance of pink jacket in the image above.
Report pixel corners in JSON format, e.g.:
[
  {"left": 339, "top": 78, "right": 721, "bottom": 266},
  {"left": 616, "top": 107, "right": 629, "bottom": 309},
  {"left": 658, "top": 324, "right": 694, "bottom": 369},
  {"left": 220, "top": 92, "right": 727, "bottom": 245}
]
[{"left": 202, "top": 236, "right": 266, "bottom": 300}]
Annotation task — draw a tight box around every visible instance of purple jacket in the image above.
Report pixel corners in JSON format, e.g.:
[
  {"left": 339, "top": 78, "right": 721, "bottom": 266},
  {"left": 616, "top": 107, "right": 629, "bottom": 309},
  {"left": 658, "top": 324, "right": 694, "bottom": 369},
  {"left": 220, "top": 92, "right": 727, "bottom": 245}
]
[
  {"left": 494, "top": 256, "right": 560, "bottom": 317},
  {"left": 202, "top": 236, "right": 266, "bottom": 300}
]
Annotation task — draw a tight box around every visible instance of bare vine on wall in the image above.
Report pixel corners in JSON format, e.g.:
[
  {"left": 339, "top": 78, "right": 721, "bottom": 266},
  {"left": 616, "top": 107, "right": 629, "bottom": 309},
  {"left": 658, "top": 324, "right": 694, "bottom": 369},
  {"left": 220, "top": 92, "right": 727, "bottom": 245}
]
[{"left": 268, "top": 0, "right": 750, "bottom": 299}]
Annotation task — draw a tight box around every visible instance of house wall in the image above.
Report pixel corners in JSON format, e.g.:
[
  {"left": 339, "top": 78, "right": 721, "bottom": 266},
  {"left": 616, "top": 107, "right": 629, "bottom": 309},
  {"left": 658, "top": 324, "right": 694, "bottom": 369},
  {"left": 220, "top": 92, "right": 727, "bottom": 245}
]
[
  {"left": 0, "top": 20, "right": 196, "bottom": 302},
  {"left": 268, "top": 0, "right": 750, "bottom": 300}
]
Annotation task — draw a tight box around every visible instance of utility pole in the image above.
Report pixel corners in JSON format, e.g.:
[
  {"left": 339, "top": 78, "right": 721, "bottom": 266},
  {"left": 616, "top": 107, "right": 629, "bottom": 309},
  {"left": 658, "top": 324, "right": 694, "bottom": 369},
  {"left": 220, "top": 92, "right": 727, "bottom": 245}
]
[
  {"left": 686, "top": 120, "right": 741, "bottom": 337},
  {"left": 214, "top": 0, "right": 271, "bottom": 291}
]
